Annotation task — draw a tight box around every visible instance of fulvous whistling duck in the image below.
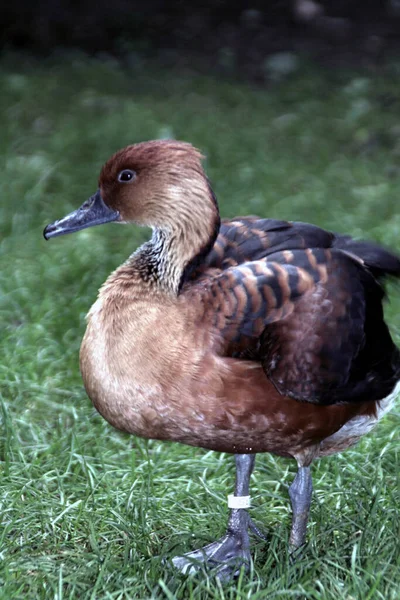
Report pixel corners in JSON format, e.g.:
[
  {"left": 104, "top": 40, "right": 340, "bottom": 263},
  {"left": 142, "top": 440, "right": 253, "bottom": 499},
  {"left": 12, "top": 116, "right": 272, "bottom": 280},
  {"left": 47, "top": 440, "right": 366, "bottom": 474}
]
[{"left": 44, "top": 140, "right": 400, "bottom": 579}]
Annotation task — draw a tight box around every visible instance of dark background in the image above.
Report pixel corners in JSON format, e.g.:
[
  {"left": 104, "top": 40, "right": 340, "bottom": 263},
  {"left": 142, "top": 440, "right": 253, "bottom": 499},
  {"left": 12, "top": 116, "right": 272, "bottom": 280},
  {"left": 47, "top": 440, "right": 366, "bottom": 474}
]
[{"left": 2, "top": 1, "right": 400, "bottom": 79}]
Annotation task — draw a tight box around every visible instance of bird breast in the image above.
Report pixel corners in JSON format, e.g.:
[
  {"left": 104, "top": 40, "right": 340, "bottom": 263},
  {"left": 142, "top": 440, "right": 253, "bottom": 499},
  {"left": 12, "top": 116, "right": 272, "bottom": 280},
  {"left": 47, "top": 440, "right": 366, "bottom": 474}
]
[{"left": 78, "top": 292, "right": 379, "bottom": 456}]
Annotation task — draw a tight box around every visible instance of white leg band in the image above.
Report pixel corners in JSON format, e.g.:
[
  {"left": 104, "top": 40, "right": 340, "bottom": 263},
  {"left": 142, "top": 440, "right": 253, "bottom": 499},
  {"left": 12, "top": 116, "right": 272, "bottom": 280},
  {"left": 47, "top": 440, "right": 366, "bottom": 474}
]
[{"left": 228, "top": 494, "right": 251, "bottom": 509}]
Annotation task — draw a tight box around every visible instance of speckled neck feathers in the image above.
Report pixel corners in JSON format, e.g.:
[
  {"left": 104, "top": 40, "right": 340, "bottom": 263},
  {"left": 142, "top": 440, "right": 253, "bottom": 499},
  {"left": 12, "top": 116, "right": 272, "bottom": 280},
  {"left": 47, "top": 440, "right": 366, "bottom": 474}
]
[{"left": 127, "top": 180, "right": 220, "bottom": 294}]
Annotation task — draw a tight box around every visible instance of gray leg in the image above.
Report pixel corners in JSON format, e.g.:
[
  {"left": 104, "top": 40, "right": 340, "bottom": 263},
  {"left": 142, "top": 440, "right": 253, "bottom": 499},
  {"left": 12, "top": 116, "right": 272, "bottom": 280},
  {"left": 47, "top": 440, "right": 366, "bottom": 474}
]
[
  {"left": 172, "top": 454, "right": 256, "bottom": 580},
  {"left": 288, "top": 466, "right": 313, "bottom": 551}
]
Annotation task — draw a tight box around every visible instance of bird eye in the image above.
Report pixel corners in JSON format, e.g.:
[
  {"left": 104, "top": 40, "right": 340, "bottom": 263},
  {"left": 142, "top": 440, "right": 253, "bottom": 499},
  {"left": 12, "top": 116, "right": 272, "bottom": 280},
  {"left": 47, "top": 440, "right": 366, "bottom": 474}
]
[{"left": 117, "top": 169, "right": 136, "bottom": 183}]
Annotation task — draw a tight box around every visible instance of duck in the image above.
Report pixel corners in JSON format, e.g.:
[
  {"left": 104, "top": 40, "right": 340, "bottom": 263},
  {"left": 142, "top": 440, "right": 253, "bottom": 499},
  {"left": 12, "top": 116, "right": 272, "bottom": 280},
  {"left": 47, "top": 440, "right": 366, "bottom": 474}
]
[{"left": 44, "top": 140, "right": 400, "bottom": 579}]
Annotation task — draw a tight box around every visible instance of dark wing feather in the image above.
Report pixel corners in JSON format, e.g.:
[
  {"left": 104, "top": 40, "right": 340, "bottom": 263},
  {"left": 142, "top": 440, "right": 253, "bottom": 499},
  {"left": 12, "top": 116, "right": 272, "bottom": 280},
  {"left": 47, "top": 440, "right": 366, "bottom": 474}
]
[
  {"left": 333, "top": 234, "right": 400, "bottom": 280},
  {"left": 260, "top": 252, "right": 373, "bottom": 404},
  {"left": 262, "top": 251, "right": 400, "bottom": 404}
]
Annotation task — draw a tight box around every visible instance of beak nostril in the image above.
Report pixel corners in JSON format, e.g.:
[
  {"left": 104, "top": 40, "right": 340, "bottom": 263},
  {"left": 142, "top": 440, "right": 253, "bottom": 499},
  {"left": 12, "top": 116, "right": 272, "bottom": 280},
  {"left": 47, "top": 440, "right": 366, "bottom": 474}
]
[{"left": 81, "top": 196, "right": 96, "bottom": 210}]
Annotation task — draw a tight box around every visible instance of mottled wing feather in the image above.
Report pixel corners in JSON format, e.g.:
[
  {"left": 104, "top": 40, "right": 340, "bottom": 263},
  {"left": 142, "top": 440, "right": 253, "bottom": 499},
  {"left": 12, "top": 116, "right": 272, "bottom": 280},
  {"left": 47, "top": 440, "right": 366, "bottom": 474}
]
[
  {"left": 201, "top": 248, "right": 331, "bottom": 358},
  {"left": 194, "top": 216, "right": 400, "bottom": 282},
  {"left": 195, "top": 218, "right": 335, "bottom": 274}
]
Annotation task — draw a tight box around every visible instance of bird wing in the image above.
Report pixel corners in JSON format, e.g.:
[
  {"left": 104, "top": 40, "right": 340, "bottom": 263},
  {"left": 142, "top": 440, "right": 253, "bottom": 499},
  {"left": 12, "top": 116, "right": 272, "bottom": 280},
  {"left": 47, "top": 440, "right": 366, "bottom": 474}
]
[
  {"left": 196, "top": 218, "right": 335, "bottom": 273},
  {"left": 194, "top": 247, "right": 372, "bottom": 405},
  {"left": 198, "top": 216, "right": 400, "bottom": 280},
  {"left": 259, "top": 250, "right": 370, "bottom": 404}
]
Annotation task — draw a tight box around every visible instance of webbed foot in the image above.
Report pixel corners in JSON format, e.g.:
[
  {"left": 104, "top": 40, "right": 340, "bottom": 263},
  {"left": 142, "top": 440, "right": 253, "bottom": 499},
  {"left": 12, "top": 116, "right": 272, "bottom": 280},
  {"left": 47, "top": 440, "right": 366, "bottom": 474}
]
[
  {"left": 172, "top": 454, "right": 257, "bottom": 580},
  {"left": 172, "top": 529, "right": 251, "bottom": 580}
]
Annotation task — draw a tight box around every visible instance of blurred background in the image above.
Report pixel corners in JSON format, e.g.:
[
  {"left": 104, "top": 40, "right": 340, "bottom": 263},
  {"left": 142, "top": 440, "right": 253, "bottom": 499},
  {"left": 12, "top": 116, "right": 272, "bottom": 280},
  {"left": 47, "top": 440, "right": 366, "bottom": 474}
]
[{"left": 1, "top": 2, "right": 400, "bottom": 599}]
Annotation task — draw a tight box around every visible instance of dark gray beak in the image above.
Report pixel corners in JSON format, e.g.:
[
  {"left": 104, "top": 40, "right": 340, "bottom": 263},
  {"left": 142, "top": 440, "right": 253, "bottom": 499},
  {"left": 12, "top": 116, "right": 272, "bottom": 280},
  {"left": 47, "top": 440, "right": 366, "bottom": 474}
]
[{"left": 43, "top": 190, "right": 120, "bottom": 240}]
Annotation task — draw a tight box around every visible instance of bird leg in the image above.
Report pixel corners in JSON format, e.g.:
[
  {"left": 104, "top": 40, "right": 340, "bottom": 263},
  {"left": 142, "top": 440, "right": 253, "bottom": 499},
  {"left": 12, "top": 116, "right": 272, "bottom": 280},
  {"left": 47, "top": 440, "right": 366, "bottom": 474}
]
[
  {"left": 288, "top": 465, "right": 313, "bottom": 552},
  {"left": 172, "top": 454, "right": 257, "bottom": 580}
]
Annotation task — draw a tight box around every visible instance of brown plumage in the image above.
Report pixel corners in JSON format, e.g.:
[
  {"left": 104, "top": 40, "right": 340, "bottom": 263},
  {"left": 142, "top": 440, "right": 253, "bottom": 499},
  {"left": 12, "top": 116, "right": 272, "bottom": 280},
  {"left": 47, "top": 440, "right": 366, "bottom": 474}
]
[{"left": 44, "top": 139, "right": 400, "bottom": 577}]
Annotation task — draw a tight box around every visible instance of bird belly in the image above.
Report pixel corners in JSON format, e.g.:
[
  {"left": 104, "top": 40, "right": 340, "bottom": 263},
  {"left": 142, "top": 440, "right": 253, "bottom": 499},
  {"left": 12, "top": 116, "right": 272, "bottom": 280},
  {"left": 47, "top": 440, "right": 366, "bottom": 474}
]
[{"left": 80, "top": 323, "right": 393, "bottom": 458}]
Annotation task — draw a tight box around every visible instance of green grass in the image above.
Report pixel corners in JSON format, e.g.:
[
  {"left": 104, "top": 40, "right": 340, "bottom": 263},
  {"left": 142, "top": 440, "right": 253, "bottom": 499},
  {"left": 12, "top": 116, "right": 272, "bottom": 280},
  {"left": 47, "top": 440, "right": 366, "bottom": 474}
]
[{"left": 1, "top": 53, "right": 400, "bottom": 599}]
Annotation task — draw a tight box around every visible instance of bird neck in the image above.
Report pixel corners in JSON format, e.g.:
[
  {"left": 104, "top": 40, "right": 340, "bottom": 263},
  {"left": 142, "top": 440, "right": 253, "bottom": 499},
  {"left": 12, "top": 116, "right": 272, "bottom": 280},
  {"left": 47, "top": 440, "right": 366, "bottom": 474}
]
[
  {"left": 131, "top": 215, "right": 219, "bottom": 295},
  {"left": 125, "top": 179, "right": 220, "bottom": 295}
]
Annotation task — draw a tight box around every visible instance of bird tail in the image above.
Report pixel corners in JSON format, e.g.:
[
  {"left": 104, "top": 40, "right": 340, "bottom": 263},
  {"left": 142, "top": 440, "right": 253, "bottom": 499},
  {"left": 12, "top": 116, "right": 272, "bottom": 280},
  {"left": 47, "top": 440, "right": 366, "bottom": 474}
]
[{"left": 333, "top": 235, "right": 400, "bottom": 281}]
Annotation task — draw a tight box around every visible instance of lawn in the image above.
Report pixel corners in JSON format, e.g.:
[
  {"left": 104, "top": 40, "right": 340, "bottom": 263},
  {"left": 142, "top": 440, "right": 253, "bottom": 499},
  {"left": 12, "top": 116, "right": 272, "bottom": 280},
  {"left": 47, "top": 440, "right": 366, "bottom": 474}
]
[{"left": 0, "top": 53, "right": 399, "bottom": 599}]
